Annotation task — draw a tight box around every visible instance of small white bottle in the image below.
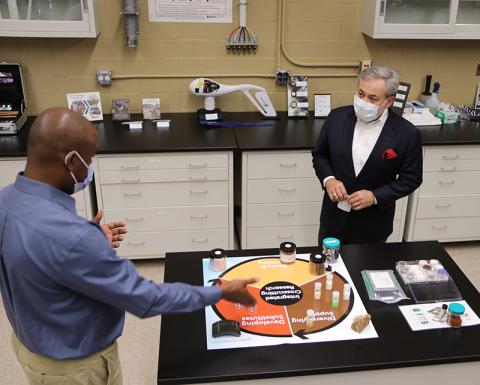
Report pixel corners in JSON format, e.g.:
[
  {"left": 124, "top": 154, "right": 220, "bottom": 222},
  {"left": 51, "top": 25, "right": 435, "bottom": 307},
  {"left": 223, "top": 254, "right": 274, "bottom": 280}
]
[
  {"left": 343, "top": 284, "right": 351, "bottom": 301},
  {"left": 332, "top": 291, "right": 340, "bottom": 308},
  {"left": 314, "top": 282, "right": 322, "bottom": 300},
  {"left": 306, "top": 309, "right": 315, "bottom": 328},
  {"left": 326, "top": 274, "right": 333, "bottom": 290}
]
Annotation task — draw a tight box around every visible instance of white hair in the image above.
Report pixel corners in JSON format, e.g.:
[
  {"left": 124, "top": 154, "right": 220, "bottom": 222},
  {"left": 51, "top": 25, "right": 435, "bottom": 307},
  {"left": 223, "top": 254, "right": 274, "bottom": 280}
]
[{"left": 359, "top": 65, "right": 399, "bottom": 97}]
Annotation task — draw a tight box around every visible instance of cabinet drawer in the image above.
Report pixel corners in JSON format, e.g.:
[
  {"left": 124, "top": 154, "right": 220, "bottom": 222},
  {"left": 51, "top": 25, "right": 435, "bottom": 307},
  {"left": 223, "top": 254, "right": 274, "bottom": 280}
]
[
  {"left": 247, "top": 202, "right": 322, "bottom": 227},
  {"left": 246, "top": 152, "right": 315, "bottom": 179},
  {"left": 98, "top": 153, "right": 228, "bottom": 171},
  {"left": 423, "top": 159, "right": 480, "bottom": 172},
  {"left": 419, "top": 172, "right": 480, "bottom": 195},
  {"left": 424, "top": 147, "right": 480, "bottom": 161},
  {"left": 247, "top": 178, "right": 322, "bottom": 204},
  {"left": 412, "top": 217, "right": 480, "bottom": 241},
  {"left": 415, "top": 195, "right": 480, "bottom": 218},
  {"left": 0, "top": 159, "right": 26, "bottom": 187},
  {"left": 104, "top": 205, "right": 228, "bottom": 231},
  {"left": 98, "top": 168, "right": 228, "bottom": 184},
  {"left": 117, "top": 229, "right": 229, "bottom": 258},
  {"left": 246, "top": 225, "right": 318, "bottom": 249},
  {"left": 100, "top": 181, "right": 228, "bottom": 208}
]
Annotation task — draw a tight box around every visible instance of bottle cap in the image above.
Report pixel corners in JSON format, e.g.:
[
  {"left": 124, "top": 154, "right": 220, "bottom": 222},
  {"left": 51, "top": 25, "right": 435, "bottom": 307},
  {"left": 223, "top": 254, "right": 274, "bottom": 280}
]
[
  {"left": 322, "top": 237, "right": 340, "bottom": 249},
  {"left": 310, "top": 252, "right": 326, "bottom": 264},
  {"left": 209, "top": 248, "right": 226, "bottom": 259},
  {"left": 307, "top": 309, "right": 315, "bottom": 317},
  {"left": 332, "top": 291, "right": 340, "bottom": 299},
  {"left": 449, "top": 303, "right": 465, "bottom": 316},
  {"left": 280, "top": 242, "right": 296, "bottom": 253},
  {"left": 429, "top": 259, "right": 440, "bottom": 265},
  {"left": 315, "top": 282, "right": 322, "bottom": 289}
]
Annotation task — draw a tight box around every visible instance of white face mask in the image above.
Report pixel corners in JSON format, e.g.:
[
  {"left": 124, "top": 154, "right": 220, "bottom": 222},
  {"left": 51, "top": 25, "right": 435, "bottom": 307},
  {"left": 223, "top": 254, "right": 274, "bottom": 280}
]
[
  {"left": 353, "top": 94, "right": 387, "bottom": 122},
  {"left": 64, "top": 150, "right": 94, "bottom": 194}
]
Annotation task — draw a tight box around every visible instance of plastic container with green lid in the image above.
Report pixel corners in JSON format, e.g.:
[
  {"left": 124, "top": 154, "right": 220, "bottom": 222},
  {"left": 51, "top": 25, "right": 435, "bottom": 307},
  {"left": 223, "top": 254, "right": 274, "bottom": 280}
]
[{"left": 322, "top": 237, "right": 340, "bottom": 263}]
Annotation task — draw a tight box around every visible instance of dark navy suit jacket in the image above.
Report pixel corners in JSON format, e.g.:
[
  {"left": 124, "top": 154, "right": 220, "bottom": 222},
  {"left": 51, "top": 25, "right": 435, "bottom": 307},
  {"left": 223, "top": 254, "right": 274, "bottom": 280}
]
[{"left": 312, "top": 106, "right": 423, "bottom": 242}]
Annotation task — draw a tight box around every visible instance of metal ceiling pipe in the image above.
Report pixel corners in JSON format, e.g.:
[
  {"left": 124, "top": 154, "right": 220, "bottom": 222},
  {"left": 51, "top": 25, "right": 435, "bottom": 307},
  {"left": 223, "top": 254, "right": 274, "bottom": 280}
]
[{"left": 122, "top": 0, "right": 139, "bottom": 48}]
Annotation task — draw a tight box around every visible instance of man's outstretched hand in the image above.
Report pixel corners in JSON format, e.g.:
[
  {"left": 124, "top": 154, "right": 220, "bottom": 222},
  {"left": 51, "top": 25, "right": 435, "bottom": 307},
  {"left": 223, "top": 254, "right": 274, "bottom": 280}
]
[
  {"left": 219, "top": 278, "right": 259, "bottom": 307},
  {"left": 92, "top": 210, "right": 128, "bottom": 248}
]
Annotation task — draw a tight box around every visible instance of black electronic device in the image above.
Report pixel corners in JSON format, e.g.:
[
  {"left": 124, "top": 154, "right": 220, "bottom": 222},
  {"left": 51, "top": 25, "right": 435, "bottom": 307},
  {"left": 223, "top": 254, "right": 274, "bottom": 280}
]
[
  {"left": 0, "top": 63, "right": 27, "bottom": 135},
  {"left": 212, "top": 320, "right": 241, "bottom": 338}
]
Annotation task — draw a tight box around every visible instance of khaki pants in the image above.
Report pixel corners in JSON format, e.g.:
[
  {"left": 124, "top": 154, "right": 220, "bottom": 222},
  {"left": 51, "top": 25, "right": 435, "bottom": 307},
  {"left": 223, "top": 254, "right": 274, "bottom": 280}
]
[{"left": 11, "top": 333, "right": 123, "bottom": 385}]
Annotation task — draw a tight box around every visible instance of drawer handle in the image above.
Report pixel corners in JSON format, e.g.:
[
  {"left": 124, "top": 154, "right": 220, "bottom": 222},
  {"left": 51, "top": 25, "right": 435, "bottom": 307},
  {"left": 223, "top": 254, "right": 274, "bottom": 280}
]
[
  {"left": 189, "top": 176, "right": 208, "bottom": 182},
  {"left": 277, "top": 234, "right": 294, "bottom": 239},
  {"left": 123, "top": 192, "right": 142, "bottom": 198},
  {"left": 128, "top": 241, "right": 146, "bottom": 246},
  {"left": 126, "top": 216, "right": 144, "bottom": 222},
  {"left": 442, "top": 155, "right": 459, "bottom": 160},
  {"left": 435, "top": 203, "right": 452, "bottom": 208},
  {"left": 192, "top": 238, "right": 209, "bottom": 243},
  {"left": 279, "top": 162, "right": 297, "bottom": 167},
  {"left": 440, "top": 167, "right": 456, "bottom": 172},
  {"left": 189, "top": 163, "right": 207, "bottom": 169},
  {"left": 438, "top": 180, "right": 454, "bottom": 185},
  {"left": 191, "top": 215, "right": 209, "bottom": 220},
  {"left": 190, "top": 190, "right": 208, "bottom": 195},
  {"left": 432, "top": 225, "right": 448, "bottom": 231},
  {"left": 278, "top": 187, "right": 296, "bottom": 192},
  {"left": 122, "top": 178, "right": 141, "bottom": 184},
  {"left": 278, "top": 211, "right": 295, "bottom": 216},
  {"left": 121, "top": 165, "right": 140, "bottom": 171}
]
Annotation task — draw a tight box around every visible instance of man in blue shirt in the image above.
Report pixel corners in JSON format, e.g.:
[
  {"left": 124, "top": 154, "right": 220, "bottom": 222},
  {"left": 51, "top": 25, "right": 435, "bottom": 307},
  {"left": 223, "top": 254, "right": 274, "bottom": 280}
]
[{"left": 0, "top": 107, "right": 256, "bottom": 385}]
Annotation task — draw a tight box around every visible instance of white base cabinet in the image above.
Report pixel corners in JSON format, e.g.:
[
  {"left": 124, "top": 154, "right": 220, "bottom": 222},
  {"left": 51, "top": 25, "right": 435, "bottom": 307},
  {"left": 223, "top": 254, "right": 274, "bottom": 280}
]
[
  {"left": 95, "top": 152, "right": 234, "bottom": 259},
  {"left": 0, "top": 157, "right": 92, "bottom": 219},
  {"left": 404, "top": 145, "right": 480, "bottom": 242}
]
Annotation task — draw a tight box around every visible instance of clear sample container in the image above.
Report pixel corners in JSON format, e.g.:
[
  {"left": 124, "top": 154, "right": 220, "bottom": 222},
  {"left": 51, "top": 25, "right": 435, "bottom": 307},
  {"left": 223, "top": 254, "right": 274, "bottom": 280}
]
[
  {"left": 279, "top": 242, "right": 296, "bottom": 264},
  {"left": 322, "top": 237, "right": 340, "bottom": 263},
  {"left": 209, "top": 248, "right": 227, "bottom": 272}
]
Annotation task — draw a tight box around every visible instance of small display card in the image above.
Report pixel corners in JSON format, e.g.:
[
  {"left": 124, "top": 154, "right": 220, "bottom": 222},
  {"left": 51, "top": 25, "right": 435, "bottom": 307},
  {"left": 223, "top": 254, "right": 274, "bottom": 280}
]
[
  {"left": 112, "top": 99, "right": 130, "bottom": 121},
  {"left": 67, "top": 92, "right": 103, "bottom": 121},
  {"left": 314, "top": 94, "right": 331, "bottom": 117},
  {"left": 142, "top": 98, "right": 161, "bottom": 120}
]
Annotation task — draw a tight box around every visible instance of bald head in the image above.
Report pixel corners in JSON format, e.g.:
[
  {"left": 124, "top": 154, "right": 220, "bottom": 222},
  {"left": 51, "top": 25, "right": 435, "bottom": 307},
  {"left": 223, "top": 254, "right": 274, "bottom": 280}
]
[{"left": 25, "top": 107, "right": 97, "bottom": 194}]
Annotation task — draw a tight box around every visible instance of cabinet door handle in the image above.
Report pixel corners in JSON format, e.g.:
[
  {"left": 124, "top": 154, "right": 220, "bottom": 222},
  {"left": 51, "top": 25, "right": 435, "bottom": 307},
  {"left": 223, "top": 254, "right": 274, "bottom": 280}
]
[
  {"left": 278, "top": 187, "right": 296, "bottom": 192},
  {"left": 121, "top": 165, "right": 140, "bottom": 171},
  {"left": 190, "top": 190, "right": 208, "bottom": 195},
  {"left": 192, "top": 238, "right": 209, "bottom": 243},
  {"left": 128, "top": 241, "right": 146, "bottom": 246},
  {"left": 442, "top": 155, "right": 459, "bottom": 160},
  {"left": 379, "top": 0, "right": 385, "bottom": 16},
  {"left": 432, "top": 225, "right": 448, "bottom": 231},
  {"left": 126, "top": 216, "right": 144, "bottom": 222},
  {"left": 438, "top": 180, "right": 454, "bottom": 185},
  {"left": 191, "top": 215, "right": 209, "bottom": 220},
  {"left": 122, "top": 178, "right": 141, "bottom": 184},
  {"left": 435, "top": 203, "right": 452, "bottom": 208},
  {"left": 189, "top": 176, "right": 208, "bottom": 181},
  {"left": 278, "top": 211, "right": 295, "bottom": 216},
  {"left": 123, "top": 192, "right": 142, "bottom": 198},
  {"left": 189, "top": 163, "right": 207, "bottom": 169},
  {"left": 440, "top": 167, "right": 456, "bottom": 172},
  {"left": 279, "top": 162, "right": 297, "bottom": 167},
  {"left": 277, "top": 234, "right": 294, "bottom": 239}
]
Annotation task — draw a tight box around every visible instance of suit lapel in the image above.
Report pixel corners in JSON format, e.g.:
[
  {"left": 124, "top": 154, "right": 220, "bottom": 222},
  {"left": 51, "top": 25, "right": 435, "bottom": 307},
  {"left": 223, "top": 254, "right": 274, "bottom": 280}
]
[
  {"left": 345, "top": 109, "right": 357, "bottom": 179},
  {"left": 356, "top": 111, "right": 395, "bottom": 180}
]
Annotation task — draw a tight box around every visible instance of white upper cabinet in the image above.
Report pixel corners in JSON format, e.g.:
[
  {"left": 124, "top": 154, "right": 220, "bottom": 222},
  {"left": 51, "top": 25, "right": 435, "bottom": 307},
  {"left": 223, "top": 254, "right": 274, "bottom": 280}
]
[
  {"left": 363, "top": 0, "right": 480, "bottom": 39},
  {"left": 0, "top": 0, "right": 100, "bottom": 38}
]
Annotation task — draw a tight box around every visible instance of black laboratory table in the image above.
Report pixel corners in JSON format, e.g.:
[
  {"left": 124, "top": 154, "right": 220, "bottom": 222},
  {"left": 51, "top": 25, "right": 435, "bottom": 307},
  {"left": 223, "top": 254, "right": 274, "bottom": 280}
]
[{"left": 158, "top": 241, "right": 480, "bottom": 385}]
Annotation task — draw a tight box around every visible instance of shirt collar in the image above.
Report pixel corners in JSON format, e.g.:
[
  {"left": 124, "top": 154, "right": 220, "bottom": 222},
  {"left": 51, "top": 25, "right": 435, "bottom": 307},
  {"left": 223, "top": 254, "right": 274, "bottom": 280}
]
[{"left": 14, "top": 173, "right": 76, "bottom": 213}]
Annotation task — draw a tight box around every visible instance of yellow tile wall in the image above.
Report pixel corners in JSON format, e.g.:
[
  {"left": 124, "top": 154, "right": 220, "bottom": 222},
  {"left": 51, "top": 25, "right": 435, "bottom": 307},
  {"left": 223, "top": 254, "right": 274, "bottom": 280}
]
[{"left": 1, "top": 0, "right": 479, "bottom": 114}]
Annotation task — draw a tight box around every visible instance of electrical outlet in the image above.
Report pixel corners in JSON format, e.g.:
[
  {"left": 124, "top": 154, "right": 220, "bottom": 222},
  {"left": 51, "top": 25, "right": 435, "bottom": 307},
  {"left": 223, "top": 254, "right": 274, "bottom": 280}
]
[
  {"left": 275, "top": 70, "right": 289, "bottom": 86},
  {"left": 96, "top": 70, "right": 112, "bottom": 86},
  {"left": 359, "top": 59, "right": 372, "bottom": 73},
  {"left": 476, "top": 63, "right": 480, "bottom": 76}
]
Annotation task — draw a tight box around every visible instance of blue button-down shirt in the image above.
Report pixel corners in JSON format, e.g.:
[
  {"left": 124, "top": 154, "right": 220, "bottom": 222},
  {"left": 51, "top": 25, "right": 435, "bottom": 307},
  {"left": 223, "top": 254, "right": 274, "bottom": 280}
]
[{"left": 0, "top": 174, "right": 221, "bottom": 359}]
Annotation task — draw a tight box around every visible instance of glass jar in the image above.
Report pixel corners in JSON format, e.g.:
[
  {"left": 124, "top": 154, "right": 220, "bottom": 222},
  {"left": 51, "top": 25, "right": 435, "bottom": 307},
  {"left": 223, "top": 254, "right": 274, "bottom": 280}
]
[
  {"left": 279, "top": 242, "right": 296, "bottom": 264},
  {"left": 309, "top": 252, "right": 326, "bottom": 275},
  {"left": 209, "top": 248, "right": 227, "bottom": 272},
  {"left": 322, "top": 237, "right": 340, "bottom": 263},
  {"left": 448, "top": 303, "right": 465, "bottom": 328}
]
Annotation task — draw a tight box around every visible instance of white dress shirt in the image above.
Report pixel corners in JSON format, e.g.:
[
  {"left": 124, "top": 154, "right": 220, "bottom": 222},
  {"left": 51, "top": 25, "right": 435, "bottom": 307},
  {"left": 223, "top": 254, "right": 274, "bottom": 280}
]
[{"left": 352, "top": 108, "right": 388, "bottom": 176}]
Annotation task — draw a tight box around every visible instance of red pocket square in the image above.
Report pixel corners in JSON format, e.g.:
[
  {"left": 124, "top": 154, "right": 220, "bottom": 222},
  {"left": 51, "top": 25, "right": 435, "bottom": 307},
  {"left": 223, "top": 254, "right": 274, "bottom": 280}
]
[{"left": 382, "top": 148, "right": 397, "bottom": 160}]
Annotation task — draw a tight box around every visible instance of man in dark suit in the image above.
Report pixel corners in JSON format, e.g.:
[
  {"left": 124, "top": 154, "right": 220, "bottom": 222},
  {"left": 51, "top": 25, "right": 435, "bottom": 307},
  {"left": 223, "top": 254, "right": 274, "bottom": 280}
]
[{"left": 312, "top": 65, "right": 423, "bottom": 244}]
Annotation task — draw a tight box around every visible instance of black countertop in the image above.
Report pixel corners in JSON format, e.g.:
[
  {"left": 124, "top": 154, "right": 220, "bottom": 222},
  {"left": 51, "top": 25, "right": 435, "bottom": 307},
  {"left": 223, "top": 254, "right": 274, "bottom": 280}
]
[
  {"left": 1, "top": 112, "right": 479, "bottom": 157},
  {"left": 158, "top": 241, "right": 480, "bottom": 384}
]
